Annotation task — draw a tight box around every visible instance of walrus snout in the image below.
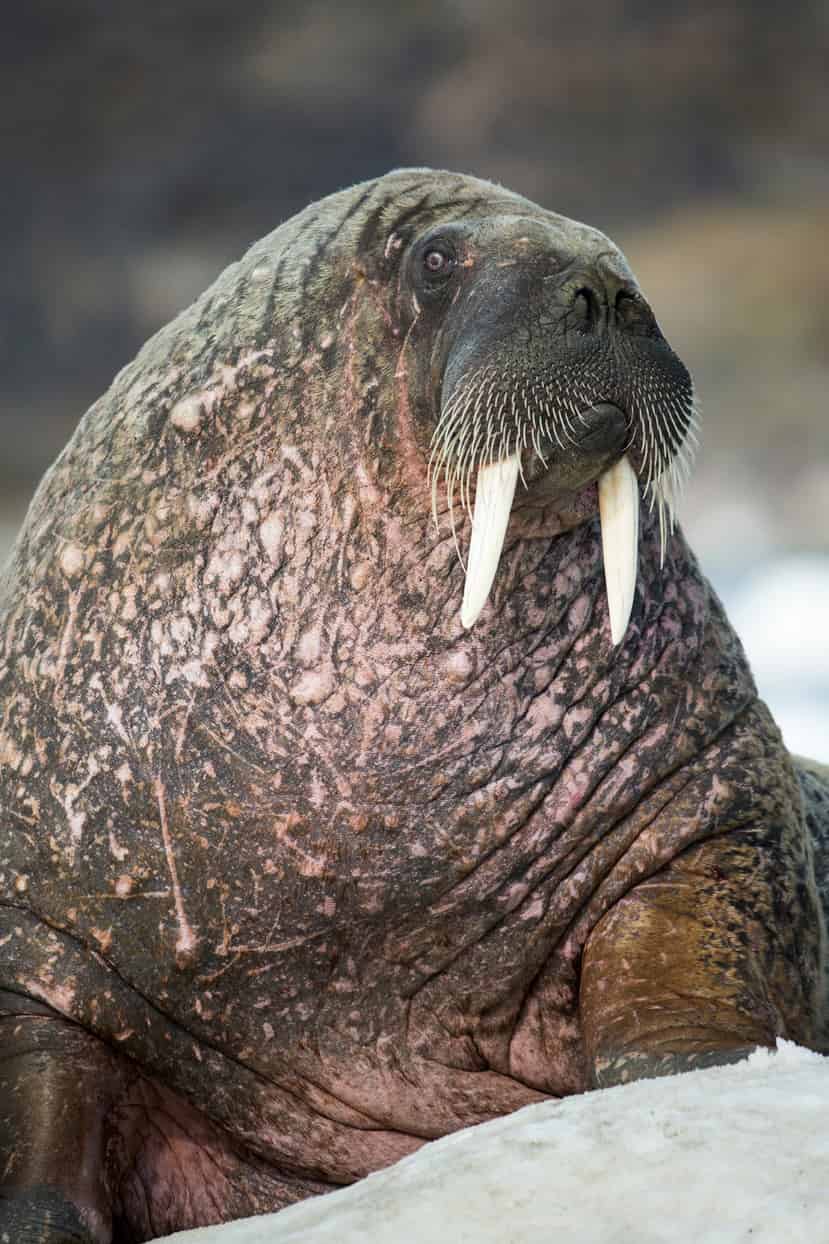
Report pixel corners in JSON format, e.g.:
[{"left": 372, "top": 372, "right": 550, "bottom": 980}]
[
  {"left": 518, "top": 401, "right": 628, "bottom": 493},
  {"left": 569, "top": 401, "right": 628, "bottom": 459}
]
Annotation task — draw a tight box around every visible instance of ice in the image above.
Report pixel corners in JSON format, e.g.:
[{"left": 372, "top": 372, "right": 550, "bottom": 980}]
[{"left": 152, "top": 1041, "right": 829, "bottom": 1244}]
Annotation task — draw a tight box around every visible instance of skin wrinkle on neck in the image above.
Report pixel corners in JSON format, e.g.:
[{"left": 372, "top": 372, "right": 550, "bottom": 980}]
[{"left": 6, "top": 171, "right": 819, "bottom": 1238}]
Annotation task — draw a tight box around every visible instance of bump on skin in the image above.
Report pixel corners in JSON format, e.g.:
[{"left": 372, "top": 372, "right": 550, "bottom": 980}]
[{"left": 0, "top": 169, "right": 827, "bottom": 1237}]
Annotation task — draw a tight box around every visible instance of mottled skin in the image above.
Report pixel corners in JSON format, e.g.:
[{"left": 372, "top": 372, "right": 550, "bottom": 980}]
[{"left": 0, "top": 170, "right": 827, "bottom": 1242}]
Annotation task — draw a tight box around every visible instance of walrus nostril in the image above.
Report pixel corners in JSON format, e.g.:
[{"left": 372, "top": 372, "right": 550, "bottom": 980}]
[
  {"left": 573, "top": 286, "right": 601, "bottom": 328},
  {"left": 570, "top": 279, "right": 644, "bottom": 333},
  {"left": 615, "top": 288, "right": 642, "bottom": 327}
]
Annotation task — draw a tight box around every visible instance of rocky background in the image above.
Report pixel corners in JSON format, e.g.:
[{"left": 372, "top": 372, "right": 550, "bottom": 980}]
[{"left": 2, "top": 0, "right": 828, "bottom": 583}]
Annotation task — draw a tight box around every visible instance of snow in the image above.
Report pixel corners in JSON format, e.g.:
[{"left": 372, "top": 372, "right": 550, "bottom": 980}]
[
  {"left": 716, "top": 555, "right": 829, "bottom": 761},
  {"left": 152, "top": 1041, "right": 829, "bottom": 1244}
]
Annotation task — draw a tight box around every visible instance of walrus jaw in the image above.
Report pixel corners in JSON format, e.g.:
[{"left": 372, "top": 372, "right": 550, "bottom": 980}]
[{"left": 461, "top": 454, "right": 640, "bottom": 644}]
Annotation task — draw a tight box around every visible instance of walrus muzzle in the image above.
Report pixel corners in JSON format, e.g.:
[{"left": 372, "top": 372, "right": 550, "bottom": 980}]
[{"left": 428, "top": 253, "right": 697, "bottom": 640}]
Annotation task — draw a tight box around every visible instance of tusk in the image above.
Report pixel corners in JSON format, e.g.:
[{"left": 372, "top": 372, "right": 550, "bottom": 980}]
[
  {"left": 460, "top": 454, "right": 520, "bottom": 628},
  {"left": 598, "top": 454, "right": 640, "bottom": 645}
]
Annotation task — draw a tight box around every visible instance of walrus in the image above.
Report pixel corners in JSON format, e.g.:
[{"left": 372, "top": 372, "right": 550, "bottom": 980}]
[{"left": 1, "top": 168, "right": 827, "bottom": 1242}]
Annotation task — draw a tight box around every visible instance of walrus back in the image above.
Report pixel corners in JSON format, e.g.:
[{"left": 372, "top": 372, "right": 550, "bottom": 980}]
[
  {"left": 795, "top": 755, "right": 829, "bottom": 1042},
  {"left": 796, "top": 757, "right": 829, "bottom": 911}
]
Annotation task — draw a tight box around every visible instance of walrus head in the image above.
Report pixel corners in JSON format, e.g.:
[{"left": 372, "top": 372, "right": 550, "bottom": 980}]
[{"left": 379, "top": 179, "right": 697, "bottom": 643}]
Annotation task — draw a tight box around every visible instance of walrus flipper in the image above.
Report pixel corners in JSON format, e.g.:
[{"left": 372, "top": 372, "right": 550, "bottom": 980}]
[
  {"left": 0, "top": 1187, "right": 94, "bottom": 1244},
  {"left": 579, "top": 811, "right": 826, "bottom": 1088},
  {"left": 0, "top": 991, "right": 124, "bottom": 1244}
]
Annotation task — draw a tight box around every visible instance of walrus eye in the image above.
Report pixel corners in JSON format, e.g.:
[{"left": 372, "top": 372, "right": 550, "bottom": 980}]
[{"left": 423, "top": 248, "right": 456, "bottom": 277}]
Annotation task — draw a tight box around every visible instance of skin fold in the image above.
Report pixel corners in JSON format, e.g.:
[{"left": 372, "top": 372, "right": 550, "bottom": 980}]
[{"left": 0, "top": 169, "right": 827, "bottom": 1241}]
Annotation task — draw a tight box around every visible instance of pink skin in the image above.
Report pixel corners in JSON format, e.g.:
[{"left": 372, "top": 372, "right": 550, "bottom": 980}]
[{"left": 0, "top": 169, "right": 825, "bottom": 1239}]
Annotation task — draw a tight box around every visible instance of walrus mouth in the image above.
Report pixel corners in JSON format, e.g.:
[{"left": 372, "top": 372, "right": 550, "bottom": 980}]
[
  {"left": 459, "top": 451, "right": 638, "bottom": 643},
  {"left": 429, "top": 370, "right": 698, "bottom": 643}
]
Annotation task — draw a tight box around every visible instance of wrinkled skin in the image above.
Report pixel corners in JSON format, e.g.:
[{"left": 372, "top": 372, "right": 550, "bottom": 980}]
[{"left": 0, "top": 169, "right": 827, "bottom": 1242}]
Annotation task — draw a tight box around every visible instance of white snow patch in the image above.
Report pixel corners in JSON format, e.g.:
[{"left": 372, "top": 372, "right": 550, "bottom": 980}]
[
  {"left": 152, "top": 1041, "right": 828, "bottom": 1243},
  {"left": 718, "top": 555, "right": 829, "bottom": 760},
  {"left": 725, "top": 556, "right": 829, "bottom": 683}
]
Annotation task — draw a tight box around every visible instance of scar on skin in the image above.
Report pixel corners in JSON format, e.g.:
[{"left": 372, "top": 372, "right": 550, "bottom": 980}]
[{"left": 154, "top": 776, "right": 199, "bottom": 967}]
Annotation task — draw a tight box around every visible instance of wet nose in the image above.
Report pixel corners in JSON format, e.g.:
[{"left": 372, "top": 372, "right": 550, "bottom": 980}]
[
  {"left": 571, "top": 283, "right": 603, "bottom": 329},
  {"left": 569, "top": 272, "right": 639, "bottom": 333}
]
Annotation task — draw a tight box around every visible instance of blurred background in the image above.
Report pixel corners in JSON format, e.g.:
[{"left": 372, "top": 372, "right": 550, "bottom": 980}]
[{"left": 1, "top": 0, "right": 828, "bottom": 755}]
